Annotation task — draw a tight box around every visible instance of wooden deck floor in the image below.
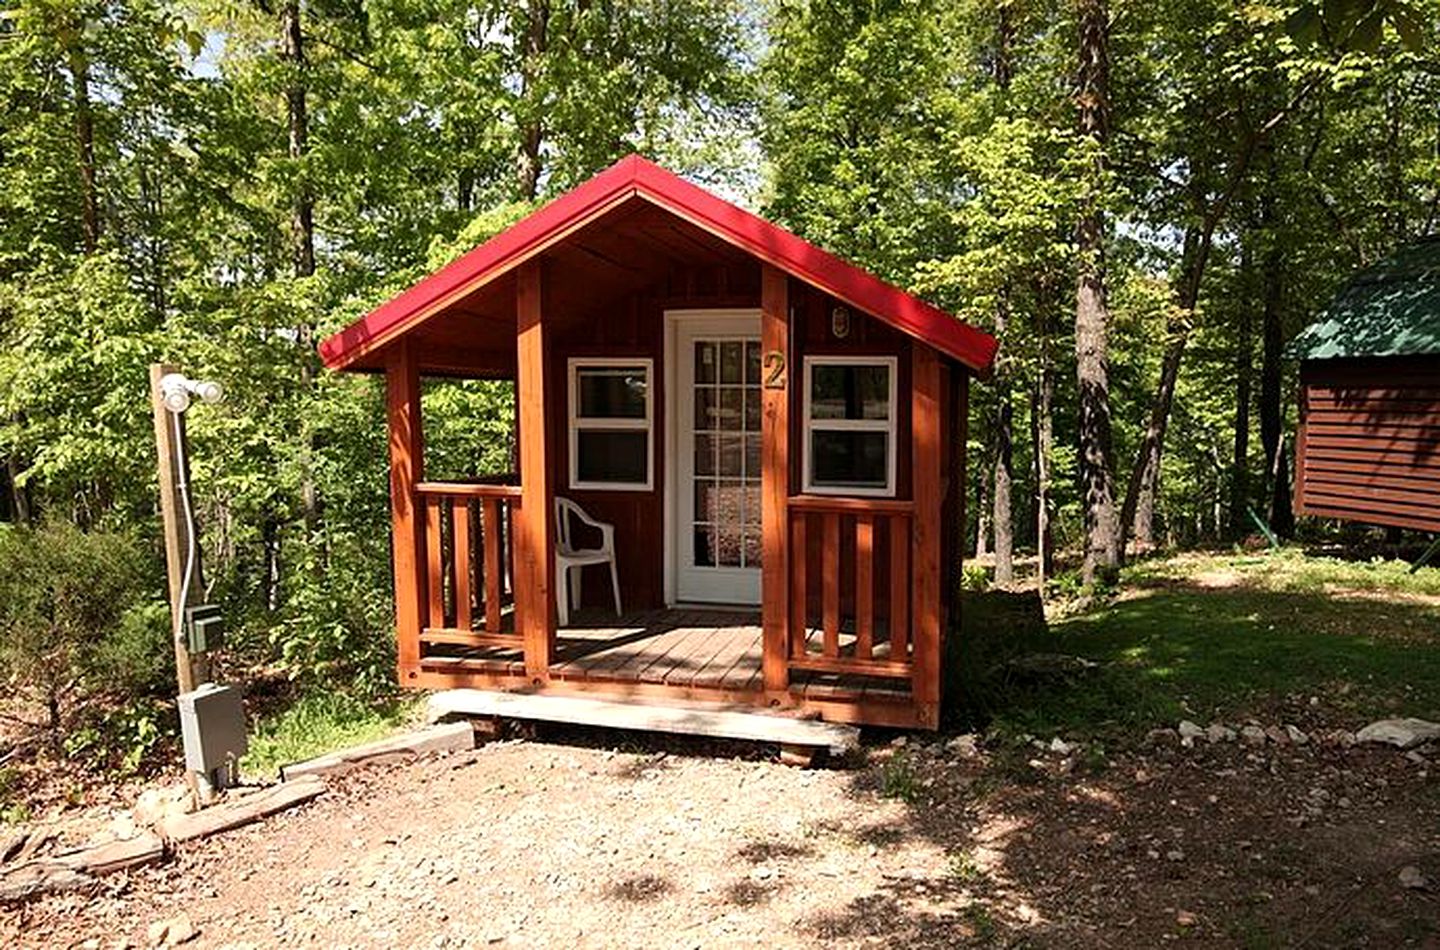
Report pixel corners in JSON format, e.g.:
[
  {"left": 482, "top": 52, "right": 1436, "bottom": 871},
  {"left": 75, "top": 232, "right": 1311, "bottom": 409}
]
[{"left": 419, "top": 607, "right": 910, "bottom": 700}]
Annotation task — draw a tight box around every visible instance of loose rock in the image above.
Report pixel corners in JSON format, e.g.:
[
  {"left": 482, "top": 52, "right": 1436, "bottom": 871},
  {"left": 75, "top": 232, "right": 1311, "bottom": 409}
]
[
  {"left": 1398, "top": 866, "right": 1428, "bottom": 891},
  {"left": 1205, "top": 724, "right": 1236, "bottom": 744},
  {"left": 1356, "top": 719, "right": 1440, "bottom": 750},
  {"left": 1178, "top": 721, "right": 1205, "bottom": 747}
]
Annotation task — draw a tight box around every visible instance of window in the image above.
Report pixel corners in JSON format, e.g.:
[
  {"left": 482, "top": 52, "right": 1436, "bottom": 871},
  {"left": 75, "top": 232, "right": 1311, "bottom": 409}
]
[
  {"left": 802, "top": 356, "right": 897, "bottom": 496},
  {"left": 569, "top": 358, "right": 653, "bottom": 490}
]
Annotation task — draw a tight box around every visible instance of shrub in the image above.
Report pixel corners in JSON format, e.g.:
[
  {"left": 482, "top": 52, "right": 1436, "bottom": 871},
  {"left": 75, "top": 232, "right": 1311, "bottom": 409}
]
[
  {"left": 944, "top": 589, "right": 1052, "bottom": 730},
  {"left": 0, "top": 522, "right": 166, "bottom": 748}
]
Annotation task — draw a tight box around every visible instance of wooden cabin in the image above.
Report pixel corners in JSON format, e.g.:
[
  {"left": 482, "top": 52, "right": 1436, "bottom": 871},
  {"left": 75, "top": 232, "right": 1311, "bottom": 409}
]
[
  {"left": 319, "top": 156, "right": 997, "bottom": 729},
  {"left": 1292, "top": 237, "right": 1440, "bottom": 535}
]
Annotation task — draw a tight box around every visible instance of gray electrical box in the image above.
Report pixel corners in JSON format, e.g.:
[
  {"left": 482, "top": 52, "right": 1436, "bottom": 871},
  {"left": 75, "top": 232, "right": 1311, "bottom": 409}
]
[
  {"left": 177, "top": 683, "right": 247, "bottom": 774},
  {"left": 185, "top": 603, "right": 224, "bottom": 653}
]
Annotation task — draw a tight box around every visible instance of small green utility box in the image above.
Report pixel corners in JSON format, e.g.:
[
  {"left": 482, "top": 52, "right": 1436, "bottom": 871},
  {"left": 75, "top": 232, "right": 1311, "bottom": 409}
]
[{"left": 185, "top": 603, "right": 224, "bottom": 653}]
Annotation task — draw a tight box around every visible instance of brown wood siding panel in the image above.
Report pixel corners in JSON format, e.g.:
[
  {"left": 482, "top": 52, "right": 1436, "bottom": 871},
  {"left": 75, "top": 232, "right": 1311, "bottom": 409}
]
[
  {"left": 1301, "top": 502, "right": 1440, "bottom": 533},
  {"left": 1296, "top": 359, "right": 1440, "bottom": 532},
  {"left": 1305, "top": 408, "right": 1440, "bottom": 427},
  {"left": 545, "top": 263, "right": 764, "bottom": 612}
]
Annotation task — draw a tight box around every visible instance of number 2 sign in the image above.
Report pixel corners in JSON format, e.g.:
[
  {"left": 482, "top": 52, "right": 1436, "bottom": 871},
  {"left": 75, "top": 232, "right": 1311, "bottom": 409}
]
[{"left": 763, "top": 351, "right": 786, "bottom": 390}]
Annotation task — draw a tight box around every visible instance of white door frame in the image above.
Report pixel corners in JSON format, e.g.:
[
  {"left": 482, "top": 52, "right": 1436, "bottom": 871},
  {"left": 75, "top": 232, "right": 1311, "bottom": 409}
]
[{"left": 663, "top": 309, "right": 763, "bottom": 606}]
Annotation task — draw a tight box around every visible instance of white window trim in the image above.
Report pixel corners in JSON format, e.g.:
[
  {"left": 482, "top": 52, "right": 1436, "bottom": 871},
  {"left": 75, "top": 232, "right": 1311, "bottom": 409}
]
[
  {"left": 801, "top": 355, "right": 898, "bottom": 497},
  {"left": 568, "top": 357, "right": 654, "bottom": 491}
]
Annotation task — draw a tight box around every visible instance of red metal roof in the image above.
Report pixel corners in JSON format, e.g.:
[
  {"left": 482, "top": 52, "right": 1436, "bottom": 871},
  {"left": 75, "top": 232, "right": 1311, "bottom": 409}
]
[{"left": 319, "top": 155, "right": 997, "bottom": 374}]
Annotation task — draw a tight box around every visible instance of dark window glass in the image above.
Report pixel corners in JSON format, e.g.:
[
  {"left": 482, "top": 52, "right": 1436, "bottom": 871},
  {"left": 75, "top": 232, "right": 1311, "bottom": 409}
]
[
  {"left": 810, "top": 431, "right": 888, "bottom": 488},
  {"left": 577, "top": 369, "right": 647, "bottom": 419},
  {"left": 576, "top": 430, "right": 648, "bottom": 484},
  {"left": 810, "top": 364, "right": 890, "bottom": 421}
]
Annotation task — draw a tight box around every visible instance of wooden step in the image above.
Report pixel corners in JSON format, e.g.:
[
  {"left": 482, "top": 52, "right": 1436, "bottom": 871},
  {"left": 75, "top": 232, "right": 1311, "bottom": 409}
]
[{"left": 426, "top": 689, "right": 860, "bottom": 756}]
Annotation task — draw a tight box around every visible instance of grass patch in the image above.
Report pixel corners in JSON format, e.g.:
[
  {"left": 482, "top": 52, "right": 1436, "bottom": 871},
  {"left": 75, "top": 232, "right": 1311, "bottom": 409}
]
[
  {"left": 952, "top": 549, "right": 1440, "bottom": 742},
  {"left": 879, "top": 754, "right": 921, "bottom": 803},
  {"left": 240, "top": 691, "right": 417, "bottom": 780}
]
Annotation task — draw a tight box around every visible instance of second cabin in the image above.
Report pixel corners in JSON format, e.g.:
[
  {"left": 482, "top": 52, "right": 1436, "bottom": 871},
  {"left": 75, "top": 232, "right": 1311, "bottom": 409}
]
[{"left": 319, "top": 156, "right": 998, "bottom": 729}]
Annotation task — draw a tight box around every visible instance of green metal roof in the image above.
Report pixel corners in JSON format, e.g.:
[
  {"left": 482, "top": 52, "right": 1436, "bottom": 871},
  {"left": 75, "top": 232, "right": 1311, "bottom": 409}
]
[{"left": 1289, "top": 236, "right": 1440, "bottom": 361}]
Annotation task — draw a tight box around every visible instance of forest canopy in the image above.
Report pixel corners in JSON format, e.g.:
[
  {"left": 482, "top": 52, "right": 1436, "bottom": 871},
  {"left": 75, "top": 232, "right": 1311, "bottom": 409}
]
[{"left": 1, "top": 0, "right": 1436, "bottom": 764}]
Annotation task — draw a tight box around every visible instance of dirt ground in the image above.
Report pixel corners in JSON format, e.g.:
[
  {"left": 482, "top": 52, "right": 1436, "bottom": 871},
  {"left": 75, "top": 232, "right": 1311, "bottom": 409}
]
[{"left": 3, "top": 723, "right": 1438, "bottom": 949}]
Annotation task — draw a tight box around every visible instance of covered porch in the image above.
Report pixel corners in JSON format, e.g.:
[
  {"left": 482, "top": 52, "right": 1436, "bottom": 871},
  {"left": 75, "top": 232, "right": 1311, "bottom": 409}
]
[{"left": 320, "top": 157, "right": 996, "bottom": 729}]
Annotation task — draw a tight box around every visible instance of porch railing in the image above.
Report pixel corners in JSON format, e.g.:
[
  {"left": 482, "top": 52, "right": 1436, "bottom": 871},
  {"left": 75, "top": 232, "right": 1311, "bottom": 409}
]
[
  {"left": 786, "top": 495, "right": 915, "bottom": 680},
  {"left": 415, "top": 480, "right": 523, "bottom": 651}
]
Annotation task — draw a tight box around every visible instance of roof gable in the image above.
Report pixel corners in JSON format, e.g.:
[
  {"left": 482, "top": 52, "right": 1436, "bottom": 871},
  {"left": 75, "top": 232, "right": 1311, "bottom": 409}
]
[{"left": 319, "top": 155, "right": 997, "bottom": 374}]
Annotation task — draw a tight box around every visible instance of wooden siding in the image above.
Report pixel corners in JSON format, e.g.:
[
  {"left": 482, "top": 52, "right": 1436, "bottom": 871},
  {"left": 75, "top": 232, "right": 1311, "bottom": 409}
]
[{"left": 1296, "top": 356, "right": 1440, "bottom": 532}]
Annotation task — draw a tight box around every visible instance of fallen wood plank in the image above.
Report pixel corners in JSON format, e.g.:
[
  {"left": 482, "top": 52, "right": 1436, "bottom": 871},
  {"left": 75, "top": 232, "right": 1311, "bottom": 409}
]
[
  {"left": 0, "top": 861, "right": 92, "bottom": 903},
  {"left": 0, "top": 832, "right": 166, "bottom": 903},
  {"left": 280, "top": 721, "right": 475, "bottom": 781},
  {"left": 159, "top": 776, "right": 325, "bottom": 844},
  {"left": 426, "top": 689, "right": 861, "bottom": 755},
  {"left": 56, "top": 833, "right": 165, "bottom": 875}
]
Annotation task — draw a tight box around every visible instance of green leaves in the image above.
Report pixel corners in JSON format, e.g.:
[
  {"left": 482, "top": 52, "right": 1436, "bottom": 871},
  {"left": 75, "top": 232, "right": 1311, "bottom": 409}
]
[{"left": 1285, "top": 0, "right": 1429, "bottom": 52}]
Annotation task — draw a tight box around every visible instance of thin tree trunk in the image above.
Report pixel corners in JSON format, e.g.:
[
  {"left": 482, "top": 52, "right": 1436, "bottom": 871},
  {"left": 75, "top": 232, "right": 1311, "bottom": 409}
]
[
  {"left": 4, "top": 451, "right": 31, "bottom": 525},
  {"left": 1230, "top": 240, "right": 1254, "bottom": 538},
  {"left": 1031, "top": 308, "right": 1055, "bottom": 585},
  {"left": 1074, "top": 0, "right": 1119, "bottom": 584},
  {"left": 992, "top": 296, "right": 1014, "bottom": 585},
  {"left": 66, "top": 27, "right": 99, "bottom": 253},
  {"left": 282, "top": 0, "right": 321, "bottom": 540},
  {"left": 975, "top": 464, "right": 990, "bottom": 560},
  {"left": 1118, "top": 80, "right": 1315, "bottom": 557},
  {"left": 282, "top": 1, "right": 314, "bottom": 279},
  {"left": 517, "top": 0, "right": 549, "bottom": 200},
  {"left": 1258, "top": 156, "right": 1294, "bottom": 538}
]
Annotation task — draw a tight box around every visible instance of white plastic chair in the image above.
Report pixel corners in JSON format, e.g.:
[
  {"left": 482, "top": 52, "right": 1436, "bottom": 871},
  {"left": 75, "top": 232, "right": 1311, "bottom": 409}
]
[{"left": 555, "top": 496, "right": 622, "bottom": 627}]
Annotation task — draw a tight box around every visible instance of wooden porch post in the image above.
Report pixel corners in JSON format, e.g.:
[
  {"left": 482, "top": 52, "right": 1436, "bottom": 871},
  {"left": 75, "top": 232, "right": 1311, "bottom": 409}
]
[
  {"left": 386, "top": 339, "right": 426, "bottom": 684},
  {"left": 515, "top": 259, "right": 555, "bottom": 680},
  {"left": 911, "top": 343, "right": 943, "bottom": 727},
  {"left": 760, "top": 265, "right": 791, "bottom": 698}
]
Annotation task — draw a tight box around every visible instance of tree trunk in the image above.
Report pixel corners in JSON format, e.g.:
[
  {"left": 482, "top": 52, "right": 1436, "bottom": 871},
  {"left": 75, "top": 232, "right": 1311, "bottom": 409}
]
[
  {"left": 66, "top": 26, "right": 99, "bottom": 253},
  {"left": 1120, "top": 210, "right": 1217, "bottom": 556},
  {"left": 992, "top": 297, "right": 1014, "bottom": 585},
  {"left": 1230, "top": 240, "right": 1254, "bottom": 538},
  {"left": 517, "top": 0, "right": 549, "bottom": 200},
  {"left": 282, "top": 1, "right": 314, "bottom": 280},
  {"left": 1074, "top": 0, "right": 1119, "bottom": 584},
  {"left": 974, "top": 463, "right": 990, "bottom": 560},
  {"left": 1259, "top": 172, "right": 1294, "bottom": 538},
  {"left": 3, "top": 450, "right": 31, "bottom": 525},
  {"left": 1031, "top": 308, "right": 1055, "bottom": 585},
  {"left": 282, "top": 0, "right": 322, "bottom": 537}
]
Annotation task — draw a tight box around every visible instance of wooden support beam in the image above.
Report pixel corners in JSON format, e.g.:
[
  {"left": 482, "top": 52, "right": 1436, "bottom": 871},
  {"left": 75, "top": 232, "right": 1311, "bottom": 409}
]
[
  {"left": 453, "top": 499, "right": 473, "bottom": 631},
  {"left": 821, "top": 512, "right": 840, "bottom": 656},
  {"left": 889, "top": 516, "right": 909, "bottom": 660},
  {"left": 515, "top": 260, "right": 555, "bottom": 680},
  {"left": 855, "top": 514, "right": 874, "bottom": 659},
  {"left": 150, "top": 364, "right": 210, "bottom": 694},
  {"left": 483, "top": 497, "right": 503, "bottom": 633},
  {"left": 789, "top": 513, "right": 808, "bottom": 658},
  {"left": 425, "top": 498, "right": 444, "bottom": 628},
  {"left": 760, "top": 264, "right": 790, "bottom": 696},
  {"left": 910, "top": 343, "right": 943, "bottom": 727},
  {"left": 386, "top": 342, "right": 426, "bottom": 683}
]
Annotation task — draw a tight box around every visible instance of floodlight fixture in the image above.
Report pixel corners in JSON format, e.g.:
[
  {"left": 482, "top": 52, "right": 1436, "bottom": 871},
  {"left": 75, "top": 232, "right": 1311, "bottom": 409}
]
[{"left": 160, "top": 373, "right": 224, "bottom": 414}]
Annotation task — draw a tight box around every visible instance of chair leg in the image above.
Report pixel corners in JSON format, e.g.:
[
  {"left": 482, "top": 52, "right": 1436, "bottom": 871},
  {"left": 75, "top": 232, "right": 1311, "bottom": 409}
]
[
  {"left": 609, "top": 557, "right": 622, "bottom": 617},
  {"left": 556, "top": 564, "right": 570, "bottom": 628}
]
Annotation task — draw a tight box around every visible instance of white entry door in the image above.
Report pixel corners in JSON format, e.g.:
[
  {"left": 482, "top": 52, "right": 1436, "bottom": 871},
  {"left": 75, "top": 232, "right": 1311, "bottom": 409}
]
[{"left": 672, "top": 313, "right": 763, "bottom": 605}]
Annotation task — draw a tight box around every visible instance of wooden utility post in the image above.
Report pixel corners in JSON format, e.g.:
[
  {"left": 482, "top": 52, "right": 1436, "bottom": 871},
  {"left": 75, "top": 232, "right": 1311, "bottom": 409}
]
[{"left": 150, "top": 363, "right": 211, "bottom": 694}]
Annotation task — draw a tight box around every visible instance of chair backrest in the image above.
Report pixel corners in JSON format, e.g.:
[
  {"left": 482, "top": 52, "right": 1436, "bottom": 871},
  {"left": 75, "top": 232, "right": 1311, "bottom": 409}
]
[{"left": 554, "top": 496, "right": 588, "bottom": 554}]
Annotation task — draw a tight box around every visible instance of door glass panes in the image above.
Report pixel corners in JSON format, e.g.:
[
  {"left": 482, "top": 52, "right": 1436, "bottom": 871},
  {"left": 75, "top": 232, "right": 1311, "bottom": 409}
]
[{"left": 691, "top": 338, "right": 762, "bottom": 570}]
